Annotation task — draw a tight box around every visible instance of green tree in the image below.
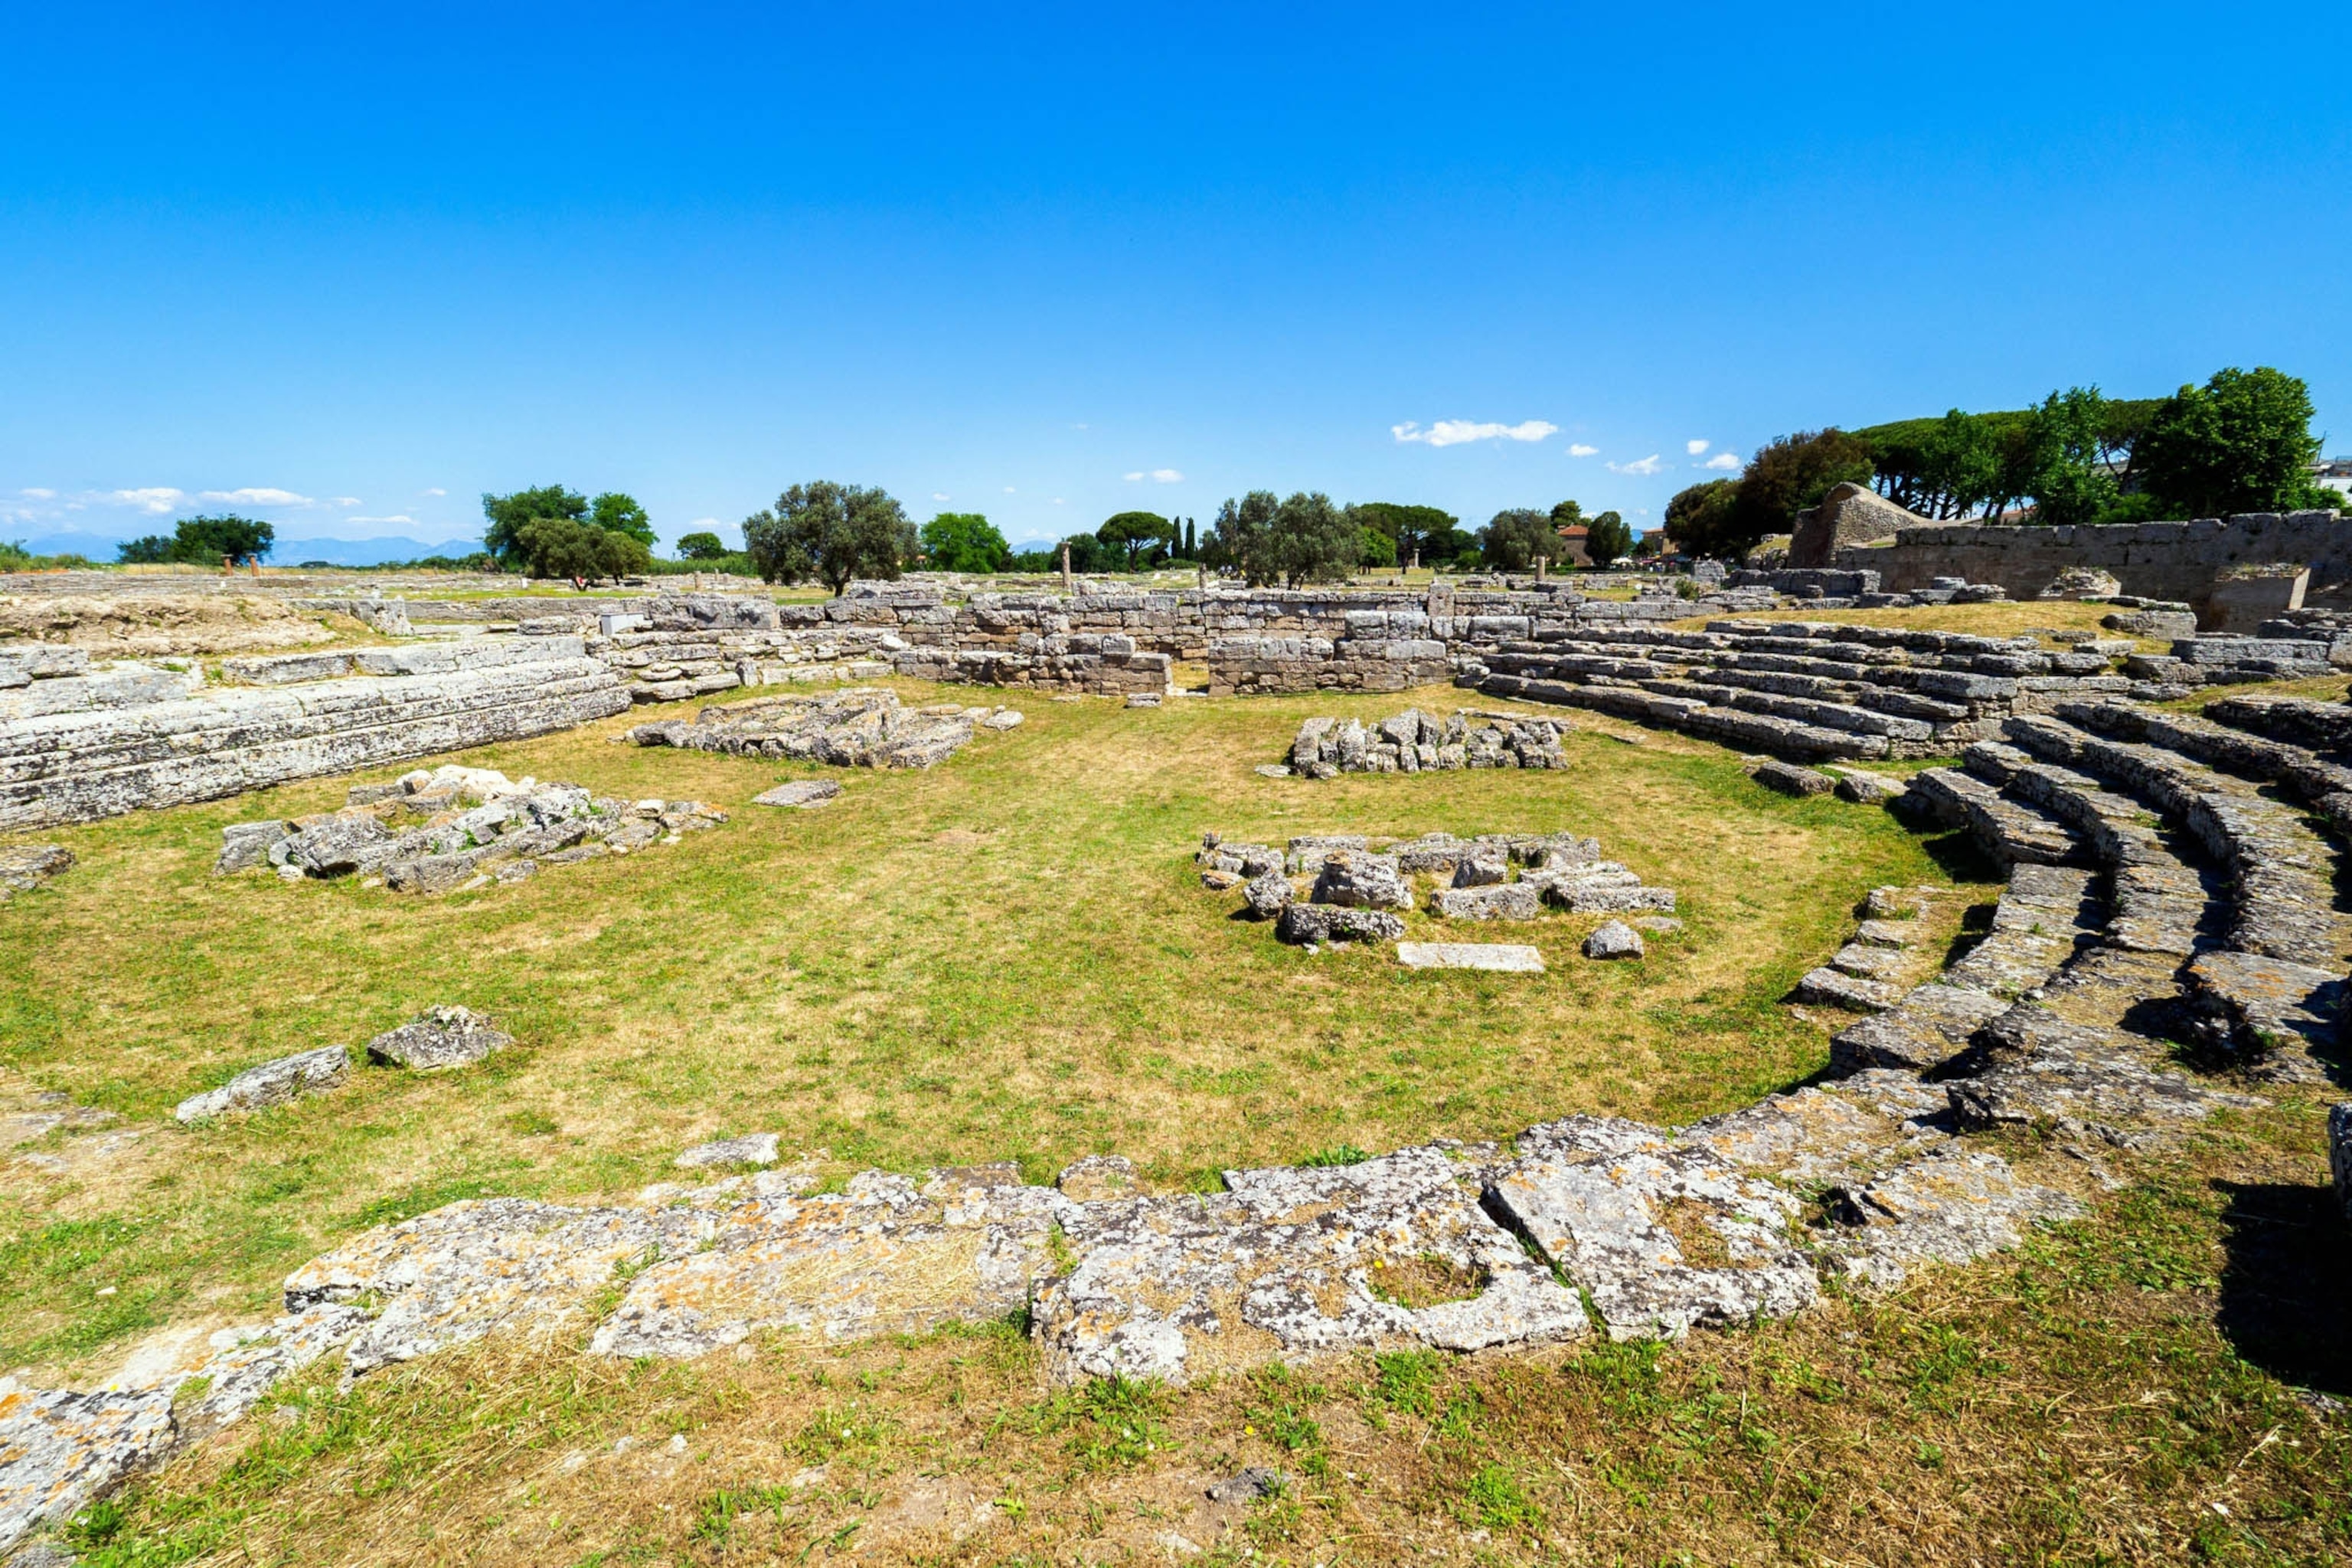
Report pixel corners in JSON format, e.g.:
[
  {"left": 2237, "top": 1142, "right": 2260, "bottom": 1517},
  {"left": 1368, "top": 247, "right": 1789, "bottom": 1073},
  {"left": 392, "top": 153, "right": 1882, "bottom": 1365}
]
[
  {"left": 169, "top": 514, "right": 275, "bottom": 565},
  {"left": 1182, "top": 518, "right": 1197, "bottom": 559},
  {"left": 674, "top": 531, "right": 730, "bottom": 560},
  {"left": 1348, "top": 502, "right": 1459, "bottom": 566},
  {"left": 2136, "top": 366, "right": 2331, "bottom": 518},
  {"left": 1207, "top": 490, "right": 1280, "bottom": 583},
  {"left": 1358, "top": 525, "right": 1397, "bottom": 570},
  {"left": 1269, "top": 492, "right": 1358, "bottom": 586},
  {"left": 512, "top": 516, "right": 651, "bottom": 582},
  {"left": 116, "top": 534, "right": 175, "bottom": 564},
  {"left": 741, "top": 482, "right": 917, "bottom": 594},
  {"left": 1721, "top": 429, "right": 1874, "bottom": 553},
  {"left": 1096, "top": 511, "right": 1174, "bottom": 571},
  {"left": 920, "top": 512, "right": 1011, "bottom": 573},
  {"left": 482, "top": 485, "right": 589, "bottom": 567},
  {"left": 2022, "top": 387, "right": 2121, "bottom": 527},
  {"left": 587, "top": 492, "right": 655, "bottom": 547},
  {"left": 1478, "top": 508, "right": 1556, "bottom": 571},
  {"left": 1663, "top": 479, "right": 1741, "bottom": 557},
  {"left": 1057, "top": 532, "right": 1110, "bottom": 573},
  {"left": 1584, "top": 509, "right": 1632, "bottom": 569}
]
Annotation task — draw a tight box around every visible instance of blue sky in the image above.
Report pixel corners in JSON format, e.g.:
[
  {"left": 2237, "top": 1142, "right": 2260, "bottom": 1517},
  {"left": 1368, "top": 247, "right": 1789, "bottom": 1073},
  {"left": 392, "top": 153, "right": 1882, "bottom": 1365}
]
[{"left": 3, "top": 2, "right": 2347, "bottom": 556}]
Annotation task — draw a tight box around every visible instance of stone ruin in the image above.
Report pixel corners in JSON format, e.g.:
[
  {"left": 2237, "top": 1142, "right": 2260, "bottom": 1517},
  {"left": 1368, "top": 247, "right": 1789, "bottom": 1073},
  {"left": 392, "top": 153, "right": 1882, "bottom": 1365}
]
[
  {"left": 626, "top": 687, "right": 1015, "bottom": 769},
  {"left": 216, "top": 764, "right": 726, "bottom": 895},
  {"left": 0, "top": 844, "right": 71, "bottom": 903},
  {"left": 1194, "top": 830, "right": 1677, "bottom": 949},
  {"left": 172, "top": 1008, "right": 512, "bottom": 1125},
  {"left": 1272, "top": 708, "right": 1568, "bottom": 776}
]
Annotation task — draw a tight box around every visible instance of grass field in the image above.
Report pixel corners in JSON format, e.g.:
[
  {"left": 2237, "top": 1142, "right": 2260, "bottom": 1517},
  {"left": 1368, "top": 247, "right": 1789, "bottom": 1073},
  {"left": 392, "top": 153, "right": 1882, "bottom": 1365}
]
[{"left": 4, "top": 671, "right": 2347, "bottom": 1565}]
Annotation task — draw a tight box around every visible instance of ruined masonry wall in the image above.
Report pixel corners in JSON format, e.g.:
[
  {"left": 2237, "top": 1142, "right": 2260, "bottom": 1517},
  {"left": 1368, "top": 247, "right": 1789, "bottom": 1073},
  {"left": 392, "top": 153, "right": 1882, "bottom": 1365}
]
[{"left": 1841, "top": 511, "right": 2352, "bottom": 605}]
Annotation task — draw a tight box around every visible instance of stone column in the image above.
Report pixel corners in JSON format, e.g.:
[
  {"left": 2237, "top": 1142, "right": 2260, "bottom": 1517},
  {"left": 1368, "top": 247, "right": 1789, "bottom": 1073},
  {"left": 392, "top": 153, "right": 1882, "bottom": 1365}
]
[{"left": 1060, "top": 544, "right": 1073, "bottom": 593}]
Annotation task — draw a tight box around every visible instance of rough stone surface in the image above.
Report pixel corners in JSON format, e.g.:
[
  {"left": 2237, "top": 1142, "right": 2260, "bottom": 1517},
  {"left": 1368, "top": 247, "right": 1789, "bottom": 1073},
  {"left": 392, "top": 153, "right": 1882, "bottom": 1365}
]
[
  {"left": 1310, "top": 851, "right": 1413, "bottom": 910},
  {"left": 174, "top": 1045, "right": 350, "bottom": 1123},
  {"left": 0, "top": 844, "right": 72, "bottom": 901},
  {"left": 363, "top": 1006, "right": 513, "bottom": 1070},
  {"left": 1056, "top": 1155, "right": 1138, "bottom": 1202},
  {"left": 1396, "top": 942, "right": 1545, "bottom": 973},
  {"left": 1753, "top": 759, "right": 1834, "bottom": 797},
  {"left": 1276, "top": 904, "right": 1406, "bottom": 946},
  {"left": 629, "top": 688, "right": 981, "bottom": 769},
  {"left": 1429, "top": 883, "right": 1544, "bottom": 921},
  {"left": 0, "top": 1387, "right": 175, "bottom": 1553},
  {"left": 751, "top": 779, "right": 842, "bottom": 809},
  {"left": 675, "top": 1133, "right": 782, "bottom": 1168},
  {"left": 1582, "top": 921, "right": 1644, "bottom": 960}
]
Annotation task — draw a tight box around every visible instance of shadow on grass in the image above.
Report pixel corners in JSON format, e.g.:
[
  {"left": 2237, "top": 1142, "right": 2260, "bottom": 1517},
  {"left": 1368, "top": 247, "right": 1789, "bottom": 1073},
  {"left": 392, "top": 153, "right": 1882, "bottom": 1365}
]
[{"left": 2213, "top": 1178, "right": 2352, "bottom": 1398}]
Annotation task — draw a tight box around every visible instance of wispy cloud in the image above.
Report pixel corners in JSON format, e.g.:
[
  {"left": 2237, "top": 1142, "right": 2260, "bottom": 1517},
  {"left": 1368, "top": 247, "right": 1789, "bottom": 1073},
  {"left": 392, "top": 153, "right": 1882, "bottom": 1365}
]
[
  {"left": 1122, "top": 468, "right": 1184, "bottom": 483},
  {"left": 1566, "top": 443, "right": 1599, "bottom": 458},
  {"left": 1392, "top": 419, "right": 1557, "bottom": 447},
  {"left": 1685, "top": 439, "right": 1710, "bottom": 456},
  {"left": 332, "top": 496, "right": 361, "bottom": 508},
  {"left": 199, "top": 487, "right": 312, "bottom": 507},
  {"left": 106, "top": 488, "right": 187, "bottom": 514},
  {"left": 345, "top": 514, "right": 416, "bottom": 526},
  {"left": 1606, "top": 455, "right": 1666, "bottom": 476},
  {"left": 932, "top": 492, "right": 951, "bottom": 501},
  {"left": 20, "top": 487, "right": 56, "bottom": 499},
  {"left": 1702, "top": 452, "right": 1740, "bottom": 471},
  {"left": 423, "top": 487, "right": 448, "bottom": 497},
  {"left": 1004, "top": 486, "right": 1016, "bottom": 494}
]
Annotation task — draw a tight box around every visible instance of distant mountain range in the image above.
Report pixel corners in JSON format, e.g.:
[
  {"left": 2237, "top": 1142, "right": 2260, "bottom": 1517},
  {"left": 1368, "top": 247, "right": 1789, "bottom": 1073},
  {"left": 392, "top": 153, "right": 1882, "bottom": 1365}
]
[{"left": 9, "top": 531, "right": 488, "bottom": 567}]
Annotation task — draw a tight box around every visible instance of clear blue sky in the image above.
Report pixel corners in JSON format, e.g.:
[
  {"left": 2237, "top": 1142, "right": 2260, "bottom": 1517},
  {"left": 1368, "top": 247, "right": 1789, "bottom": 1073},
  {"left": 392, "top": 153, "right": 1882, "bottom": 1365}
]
[{"left": 3, "top": 2, "right": 2346, "bottom": 556}]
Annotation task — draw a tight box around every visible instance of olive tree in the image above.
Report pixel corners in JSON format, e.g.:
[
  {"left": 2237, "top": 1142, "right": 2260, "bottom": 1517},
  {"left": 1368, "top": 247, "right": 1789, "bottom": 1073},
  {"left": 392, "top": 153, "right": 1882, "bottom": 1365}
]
[{"left": 742, "top": 482, "right": 917, "bottom": 593}]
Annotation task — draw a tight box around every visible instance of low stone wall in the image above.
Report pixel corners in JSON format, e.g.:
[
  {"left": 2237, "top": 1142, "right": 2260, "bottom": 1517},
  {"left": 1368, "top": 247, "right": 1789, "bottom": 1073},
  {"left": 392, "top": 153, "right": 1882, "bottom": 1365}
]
[
  {"left": 1838, "top": 510, "right": 2351, "bottom": 606},
  {"left": 0, "top": 646, "right": 629, "bottom": 832}
]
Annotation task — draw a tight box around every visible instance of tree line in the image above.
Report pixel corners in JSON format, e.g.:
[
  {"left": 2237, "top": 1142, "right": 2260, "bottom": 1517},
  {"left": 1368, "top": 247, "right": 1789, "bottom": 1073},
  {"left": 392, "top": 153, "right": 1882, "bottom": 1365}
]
[{"left": 1665, "top": 364, "right": 2337, "bottom": 560}]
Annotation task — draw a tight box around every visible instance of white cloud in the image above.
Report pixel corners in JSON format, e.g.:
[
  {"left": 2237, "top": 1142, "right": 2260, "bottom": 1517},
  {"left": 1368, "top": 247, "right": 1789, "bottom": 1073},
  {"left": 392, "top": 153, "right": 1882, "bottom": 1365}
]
[
  {"left": 106, "top": 488, "right": 186, "bottom": 514},
  {"left": 1702, "top": 452, "right": 1740, "bottom": 471},
  {"left": 1053, "top": 497, "right": 1067, "bottom": 505},
  {"left": 345, "top": 514, "right": 415, "bottom": 526},
  {"left": 1004, "top": 486, "right": 1016, "bottom": 494},
  {"left": 423, "top": 487, "right": 448, "bottom": 497},
  {"left": 332, "top": 496, "right": 360, "bottom": 507},
  {"left": 1685, "top": 439, "right": 1710, "bottom": 456},
  {"left": 1123, "top": 468, "right": 1184, "bottom": 483},
  {"left": 20, "top": 487, "right": 56, "bottom": 499},
  {"left": 1566, "top": 443, "right": 1599, "bottom": 458},
  {"left": 198, "top": 487, "right": 312, "bottom": 507},
  {"left": 932, "top": 492, "right": 951, "bottom": 501},
  {"left": 1392, "top": 419, "right": 1557, "bottom": 448},
  {"left": 1606, "top": 454, "right": 1666, "bottom": 476}
]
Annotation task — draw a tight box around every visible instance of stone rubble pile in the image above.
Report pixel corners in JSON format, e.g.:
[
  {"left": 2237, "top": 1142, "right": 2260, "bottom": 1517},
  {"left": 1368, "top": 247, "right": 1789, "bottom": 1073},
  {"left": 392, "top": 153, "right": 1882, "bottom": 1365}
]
[
  {"left": 1274, "top": 708, "right": 1569, "bottom": 776},
  {"left": 217, "top": 765, "right": 724, "bottom": 895},
  {"left": 626, "top": 688, "right": 1001, "bottom": 770},
  {"left": 1194, "top": 829, "right": 1676, "bottom": 949},
  {"left": 0, "top": 844, "right": 72, "bottom": 902}
]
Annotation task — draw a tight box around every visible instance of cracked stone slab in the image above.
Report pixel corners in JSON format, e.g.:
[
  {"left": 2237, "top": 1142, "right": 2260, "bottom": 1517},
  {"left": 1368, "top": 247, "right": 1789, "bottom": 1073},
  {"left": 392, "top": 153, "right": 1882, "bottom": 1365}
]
[
  {"left": 1489, "top": 1118, "right": 1816, "bottom": 1341},
  {"left": 1816, "top": 1148, "right": 2084, "bottom": 1291},
  {"left": 589, "top": 1174, "right": 1070, "bottom": 1358},
  {"left": 1032, "top": 1145, "right": 1588, "bottom": 1386},
  {"left": 284, "top": 1197, "right": 702, "bottom": 1376},
  {"left": 751, "top": 779, "right": 841, "bottom": 808}
]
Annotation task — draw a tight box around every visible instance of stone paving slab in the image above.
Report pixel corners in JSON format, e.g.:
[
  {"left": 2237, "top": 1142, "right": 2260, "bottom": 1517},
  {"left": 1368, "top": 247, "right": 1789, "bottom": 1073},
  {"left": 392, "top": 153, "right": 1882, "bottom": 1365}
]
[{"left": 1396, "top": 942, "right": 1545, "bottom": 972}]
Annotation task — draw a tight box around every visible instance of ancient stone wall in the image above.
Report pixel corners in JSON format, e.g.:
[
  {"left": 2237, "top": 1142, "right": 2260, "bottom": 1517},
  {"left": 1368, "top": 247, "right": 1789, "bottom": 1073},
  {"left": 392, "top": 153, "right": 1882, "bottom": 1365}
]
[
  {"left": 0, "top": 642, "right": 629, "bottom": 832},
  {"left": 1838, "top": 510, "right": 2352, "bottom": 606}
]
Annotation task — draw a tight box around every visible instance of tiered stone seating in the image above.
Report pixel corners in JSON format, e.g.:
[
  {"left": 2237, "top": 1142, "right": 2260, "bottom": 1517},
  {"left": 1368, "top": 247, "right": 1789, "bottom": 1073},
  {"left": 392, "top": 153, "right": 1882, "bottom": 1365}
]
[
  {"left": 1829, "top": 688, "right": 2349, "bottom": 1094},
  {"left": 1473, "top": 619, "right": 2132, "bottom": 763}
]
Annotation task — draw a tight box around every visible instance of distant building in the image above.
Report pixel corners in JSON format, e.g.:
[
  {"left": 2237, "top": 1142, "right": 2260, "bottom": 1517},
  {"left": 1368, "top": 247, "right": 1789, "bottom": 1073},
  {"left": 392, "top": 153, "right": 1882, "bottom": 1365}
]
[
  {"left": 2315, "top": 458, "right": 2352, "bottom": 498},
  {"left": 1552, "top": 524, "right": 1592, "bottom": 568}
]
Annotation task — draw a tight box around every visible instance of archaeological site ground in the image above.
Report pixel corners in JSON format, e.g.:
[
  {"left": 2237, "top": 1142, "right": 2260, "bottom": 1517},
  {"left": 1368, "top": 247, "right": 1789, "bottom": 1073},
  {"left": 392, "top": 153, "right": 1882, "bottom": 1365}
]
[{"left": 3, "top": 556, "right": 2350, "bottom": 1566}]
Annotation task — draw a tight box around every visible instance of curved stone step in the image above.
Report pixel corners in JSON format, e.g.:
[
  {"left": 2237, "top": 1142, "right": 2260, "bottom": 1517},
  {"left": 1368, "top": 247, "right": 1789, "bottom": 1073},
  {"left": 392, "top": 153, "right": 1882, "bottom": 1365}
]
[
  {"left": 2002, "top": 714, "right": 2344, "bottom": 969},
  {"left": 1904, "top": 766, "right": 2087, "bottom": 867},
  {"left": 2056, "top": 700, "right": 2352, "bottom": 829},
  {"left": 2203, "top": 694, "right": 2352, "bottom": 754}
]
